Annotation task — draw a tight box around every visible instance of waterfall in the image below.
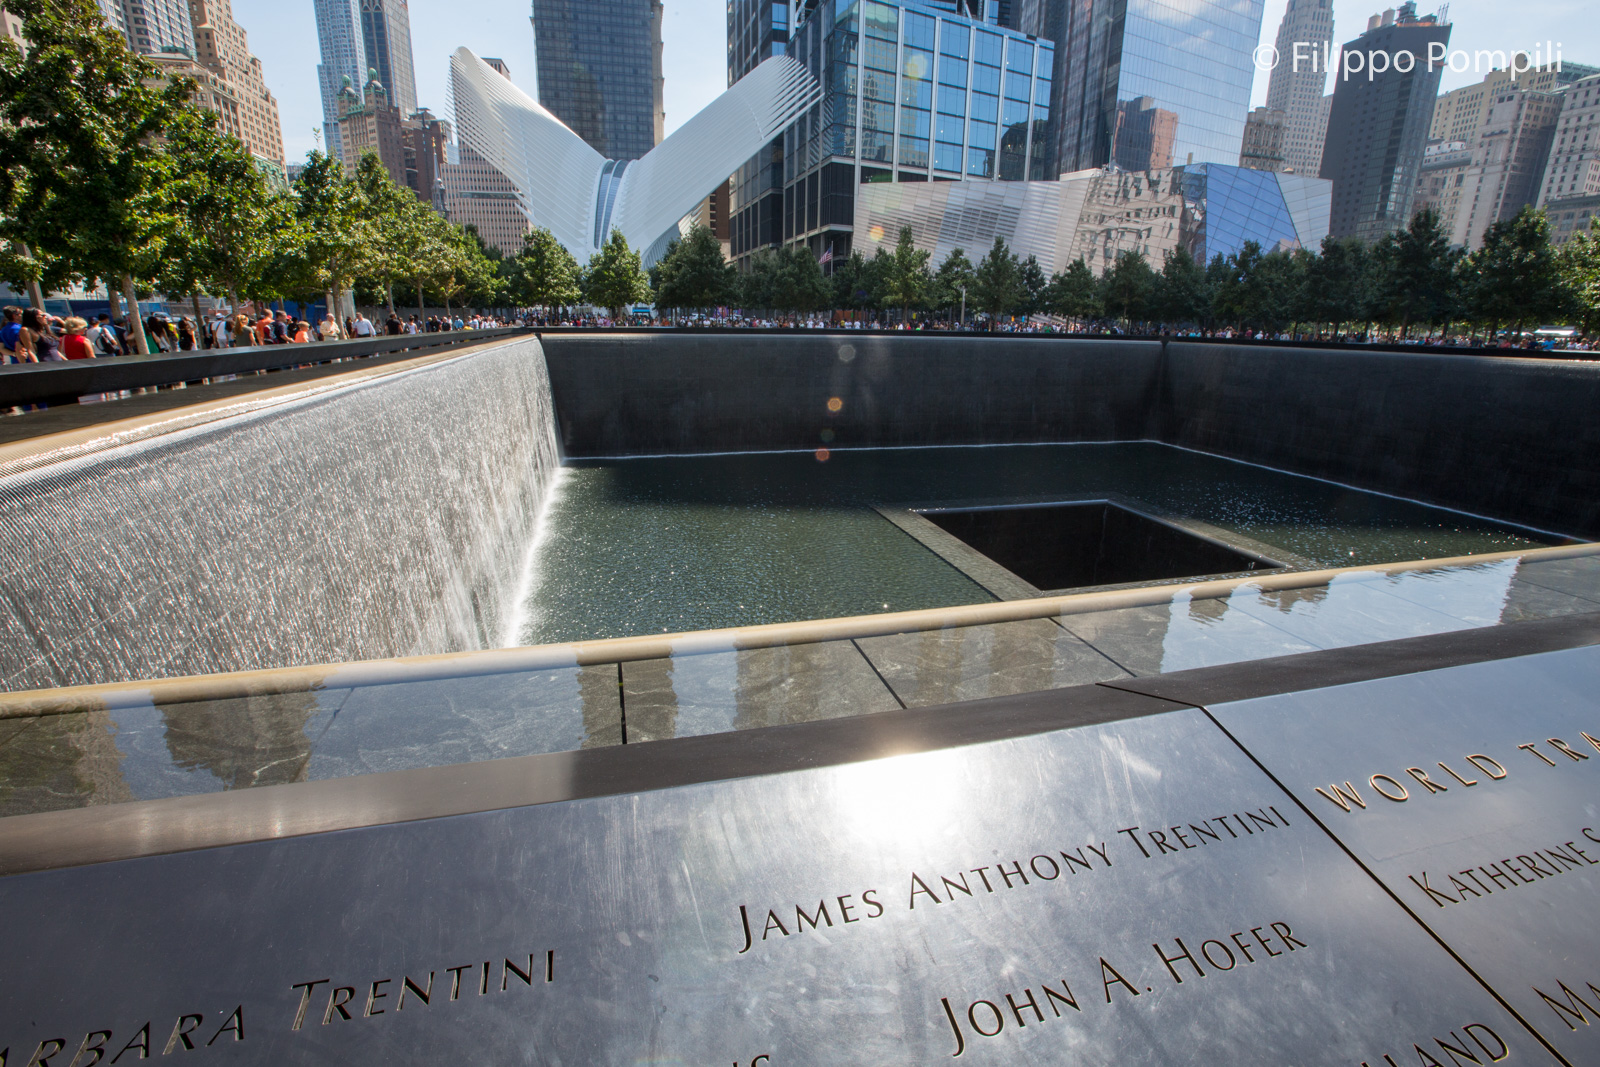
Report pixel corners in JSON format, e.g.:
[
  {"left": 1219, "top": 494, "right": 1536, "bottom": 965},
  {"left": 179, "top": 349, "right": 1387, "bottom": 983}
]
[{"left": 0, "top": 337, "right": 563, "bottom": 692}]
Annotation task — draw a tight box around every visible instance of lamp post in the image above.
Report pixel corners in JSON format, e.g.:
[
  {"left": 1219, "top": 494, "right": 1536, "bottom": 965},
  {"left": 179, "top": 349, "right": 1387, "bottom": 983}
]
[{"left": 959, "top": 284, "right": 967, "bottom": 331}]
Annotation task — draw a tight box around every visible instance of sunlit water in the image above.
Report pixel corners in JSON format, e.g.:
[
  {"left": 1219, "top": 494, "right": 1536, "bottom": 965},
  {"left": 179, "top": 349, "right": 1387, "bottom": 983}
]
[{"left": 516, "top": 444, "right": 1561, "bottom": 645}]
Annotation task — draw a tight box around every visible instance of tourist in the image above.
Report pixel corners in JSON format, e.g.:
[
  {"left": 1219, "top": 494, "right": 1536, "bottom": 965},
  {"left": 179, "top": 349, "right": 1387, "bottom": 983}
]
[
  {"left": 405, "top": 315, "right": 420, "bottom": 334},
  {"left": 254, "top": 309, "right": 273, "bottom": 343},
  {"left": 273, "top": 311, "right": 291, "bottom": 344},
  {"left": 210, "top": 309, "right": 230, "bottom": 348},
  {"left": 0, "top": 306, "right": 23, "bottom": 363},
  {"left": 90, "top": 314, "right": 122, "bottom": 356},
  {"left": 60, "top": 317, "right": 95, "bottom": 360},
  {"left": 176, "top": 317, "right": 198, "bottom": 351},
  {"left": 145, "top": 312, "right": 171, "bottom": 353},
  {"left": 318, "top": 312, "right": 338, "bottom": 340},
  {"left": 451, "top": 314, "right": 464, "bottom": 330},
  {"left": 22, "top": 308, "right": 63, "bottom": 361},
  {"left": 231, "top": 312, "right": 257, "bottom": 347},
  {"left": 385, "top": 311, "right": 402, "bottom": 335},
  {"left": 292, "top": 319, "right": 311, "bottom": 343},
  {"left": 344, "top": 315, "right": 357, "bottom": 337}
]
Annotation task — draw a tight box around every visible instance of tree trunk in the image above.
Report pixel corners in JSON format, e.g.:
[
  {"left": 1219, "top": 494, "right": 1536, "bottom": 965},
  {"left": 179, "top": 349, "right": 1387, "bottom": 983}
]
[
  {"left": 386, "top": 281, "right": 396, "bottom": 318},
  {"left": 121, "top": 274, "right": 150, "bottom": 356},
  {"left": 191, "top": 292, "right": 205, "bottom": 348},
  {"left": 17, "top": 244, "right": 45, "bottom": 309},
  {"left": 107, "top": 282, "right": 122, "bottom": 325},
  {"left": 417, "top": 282, "right": 424, "bottom": 315}
]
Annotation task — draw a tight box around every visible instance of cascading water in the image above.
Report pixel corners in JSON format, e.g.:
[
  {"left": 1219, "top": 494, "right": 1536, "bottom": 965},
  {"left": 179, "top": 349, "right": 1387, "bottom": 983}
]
[{"left": 0, "top": 337, "right": 563, "bottom": 692}]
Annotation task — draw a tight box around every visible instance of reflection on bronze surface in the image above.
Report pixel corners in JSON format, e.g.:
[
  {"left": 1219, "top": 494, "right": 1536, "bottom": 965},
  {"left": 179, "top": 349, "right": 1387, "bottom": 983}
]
[
  {"left": 1258, "top": 585, "right": 1331, "bottom": 613},
  {"left": 579, "top": 664, "right": 624, "bottom": 747},
  {"left": 159, "top": 692, "right": 319, "bottom": 790},
  {"left": 0, "top": 711, "right": 133, "bottom": 816}
]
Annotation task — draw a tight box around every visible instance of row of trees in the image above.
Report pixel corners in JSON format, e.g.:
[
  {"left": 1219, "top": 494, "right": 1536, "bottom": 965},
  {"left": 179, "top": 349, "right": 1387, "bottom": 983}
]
[
  {"left": 0, "top": 0, "right": 507, "bottom": 352},
  {"left": 639, "top": 208, "right": 1600, "bottom": 338}
]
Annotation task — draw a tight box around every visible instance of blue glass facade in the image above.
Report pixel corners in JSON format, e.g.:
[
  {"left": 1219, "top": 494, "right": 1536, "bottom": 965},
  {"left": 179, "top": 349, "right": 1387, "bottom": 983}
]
[
  {"left": 1024, "top": 0, "right": 1264, "bottom": 176},
  {"left": 781, "top": 0, "right": 1052, "bottom": 263}
]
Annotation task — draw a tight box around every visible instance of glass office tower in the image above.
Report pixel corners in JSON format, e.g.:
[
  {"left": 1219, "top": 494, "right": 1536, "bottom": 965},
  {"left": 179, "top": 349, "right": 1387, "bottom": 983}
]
[
  {"left": 530, "top": 0, "right": 665, "bottom": 161},
  {"left": 727, "top": 0, "right": 794, "bottom": 264},
  {"left": 781, "top": 0, "right": 1052, "bottom": 262},
  {"left": 1020, "top": 0, "right": 1265, "bottom": 177}
]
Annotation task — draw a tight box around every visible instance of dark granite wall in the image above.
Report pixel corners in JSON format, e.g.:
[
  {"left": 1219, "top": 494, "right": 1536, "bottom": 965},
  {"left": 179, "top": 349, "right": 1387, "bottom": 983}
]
[
  {"left": 540, "top": 334, "right": 1600, "bottom": 538},
  {"left": 1158, "top": 343, "right": 1600, "bottom": 539},
  {"left": 540, "top": 334, "right": 1164, "bottom": 455}
]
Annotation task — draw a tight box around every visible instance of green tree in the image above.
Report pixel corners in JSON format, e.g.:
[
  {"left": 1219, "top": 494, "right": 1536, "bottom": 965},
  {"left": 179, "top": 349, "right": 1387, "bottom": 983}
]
[
  {"left": 830, "top": 250, "right": 877, "bottom": 316},
  {"left": 879, "top": 226, "right": 932, "bottom": 324},
  {"left": 0, "top": 0, "right": 194, "bottom": 352},
  {"left": 1241, "top": 248, "right": 1305, "bottom": 335},
  {"left": 583, "top": 228, "right": 651, "bottom": 320},
  {"left": 1468, "top": 207, "right": 1563, "bottom": 338},
  {"left": 931, "top": 248, "right": 974, "bottom": 324},
  {"left": 1154, "top": 247, "right": 1207, "bottom": 327},
  {"left": 514, "top": 226, "right": 583, "bottom": 310},
  {"left": 1558, "top": 223, "right": 1600, "bottom": 337},
  {"left": 971, "top": 236, "right": 1023, "bottom": 327},
  {"left": 1373, "top": 209, "right": 1459, "bottom": 336},
  {"left": 1302, "top": 236, "right": 1374, "bottom": 336},
  {"left": 1017, "top": 255, "right": 1048, "bottom": 318},
  {"left": 293, "top": 152, "right": 372, "bottom": 336},
  {"left": 1098, "top": 249, "right": 1156, "bottom": 326},
  {"left": 351, "top": 153, "right": 423, "bottom": 317},
  {"left": 653, "top": 225, "right": 735, "bottom": 313},
  {"left": 1044, "top": 258, "right": 1101, "bottom": 321},
  {"left": 773, "top": 245, "right": 832, "bottom": 315}
]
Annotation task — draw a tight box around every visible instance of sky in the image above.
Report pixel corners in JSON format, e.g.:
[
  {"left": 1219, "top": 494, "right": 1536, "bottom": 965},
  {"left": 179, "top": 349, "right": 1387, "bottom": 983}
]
[{"left": 237, "top": 0, "right": 1598, "bottom": 167}]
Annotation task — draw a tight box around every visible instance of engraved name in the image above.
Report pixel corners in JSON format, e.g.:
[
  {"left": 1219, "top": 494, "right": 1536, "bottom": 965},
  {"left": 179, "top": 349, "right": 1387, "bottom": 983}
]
[
  {"left": 1406, "top": 828, "right": 1600, "bottom": 908},
  {"left": 1314, "top": 732, "right": 1599, "bottom": 814}
]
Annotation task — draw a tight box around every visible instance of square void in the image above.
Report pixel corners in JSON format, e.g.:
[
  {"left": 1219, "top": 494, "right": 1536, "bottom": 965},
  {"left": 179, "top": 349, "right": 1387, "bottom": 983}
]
[{"left": 920, "top": 501, "right": 1281, "bottom": 592}]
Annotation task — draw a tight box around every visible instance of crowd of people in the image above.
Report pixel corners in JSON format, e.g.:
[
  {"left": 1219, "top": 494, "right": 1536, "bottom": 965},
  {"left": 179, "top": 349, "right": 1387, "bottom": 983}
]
[{"left": 0, "top": 304, "right": 514, "bottom": 362}]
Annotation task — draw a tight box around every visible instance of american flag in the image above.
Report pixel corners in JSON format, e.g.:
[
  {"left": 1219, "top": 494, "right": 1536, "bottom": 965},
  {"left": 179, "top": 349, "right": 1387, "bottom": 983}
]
[{"left": 819, "top": 244, "right": 834, "bottom": 265}]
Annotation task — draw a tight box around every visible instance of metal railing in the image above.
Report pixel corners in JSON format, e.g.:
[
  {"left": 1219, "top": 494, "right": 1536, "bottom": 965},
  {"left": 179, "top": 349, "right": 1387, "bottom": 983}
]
[{"left": 0, "top": 327, "right": 531, "bottom": 408}]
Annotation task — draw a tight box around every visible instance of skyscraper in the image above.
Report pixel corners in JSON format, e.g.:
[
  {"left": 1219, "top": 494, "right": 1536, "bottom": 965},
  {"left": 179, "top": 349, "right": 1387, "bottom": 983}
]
[
  {"left": 118, "top": 0, "right": 195, "bottom": 56},
  {"left": 359, "top": 0, "right": 417, "bottom": 120},
  {"left": 530, "top": 0, "right": 664, "bottom": 161},
  {"left": 1264, "top": 0, "right": 1334, "bottom": 174},
  {"left": 725, "top": 0, "right": 792, "bottom": 264},
  {"left": 1017, "top": 0, "right": 1265, "bottom": 177},
  {"left": 314, "top": 0, "right": 367, "bottom": 161},
  {"left": 183, "top": 0, "right": 283, "bottom": 165},
  {"left": 1319, "top": 3, "right": 1450, "bottom": 241}
]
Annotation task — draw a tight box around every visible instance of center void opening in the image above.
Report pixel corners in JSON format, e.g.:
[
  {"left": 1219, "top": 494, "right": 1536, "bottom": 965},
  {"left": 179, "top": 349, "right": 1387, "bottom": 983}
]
[{"left": 919, "top": 500, "right": 1282, "bottom": 592}]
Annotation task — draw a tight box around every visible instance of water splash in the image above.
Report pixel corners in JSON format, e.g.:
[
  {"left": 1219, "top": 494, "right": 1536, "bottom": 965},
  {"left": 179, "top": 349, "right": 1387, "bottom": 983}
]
[
  {"left": 500, "top": 464, "right": 570, "bottom": 648},
  {"left": 0, "top": 337, "right": 562, "bottom": 691}
]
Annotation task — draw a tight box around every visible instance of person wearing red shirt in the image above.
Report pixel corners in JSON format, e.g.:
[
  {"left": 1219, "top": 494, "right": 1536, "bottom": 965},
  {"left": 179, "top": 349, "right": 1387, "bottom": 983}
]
[{"left": 60, "top": 317, "right": 96, "bottom": 360}]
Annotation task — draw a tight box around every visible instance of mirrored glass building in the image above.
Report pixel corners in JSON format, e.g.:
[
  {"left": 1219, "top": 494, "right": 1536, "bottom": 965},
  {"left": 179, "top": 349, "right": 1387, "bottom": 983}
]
[
  {"left": 854, "top": 163, "right": 1331, "bottom": 276},
  {"left": 530, "top": 0, "right": 665, "bottom": 161},
  {"left": 1019, "top": 0, "right": 1266, "bottom": 176},
  {"left": 776, "top": 0, "right": 1054, "bottom": 263}
]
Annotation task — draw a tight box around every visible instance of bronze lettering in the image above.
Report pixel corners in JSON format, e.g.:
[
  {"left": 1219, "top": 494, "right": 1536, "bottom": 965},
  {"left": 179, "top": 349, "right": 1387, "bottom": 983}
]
[
  {"left": 480, "top": 962, "right": 490, "bottom": 996},
  {"left": 836, "top": 895, "right": 858, "bottom": 923},
  {"left": 1190, "top": 821, "right": 1222, "bottom": 844},
  {"left": 1448, "top": 874, "right": 1481, "bottom": 899},
  {"left": 546, "top": 949, "right": 555, "bottom": 983},
  {"left": 1480, "top": 863, "right": 1517, "bottom": 890},
  {"left": 1432, "top": 1030, "right": 1484, "bottom": 1067},
  {"left": 761, "top": 911, "right": 790, "bottom": 939},
  {"left": 1245, "top": 809, "right": 1279, "bottom": 831},
  {"left": 1548, "top": 738, "right": 1590, "bottom": 761},
  {"left": 1250, "top": 926, "right": 1282, "bottom": 957},
  {"left": 289, "top": 980, "right": 329, "bottom": 1031},
  {"left": 24, "top": 1040, "right": 64, "bottom": 1067},
  {"left": 1228, "top": 932, "right": 1258, "bottom": 963},
  {"left": 862, "top": 891, "right": 884, "bottom": 919},
  {"left": 444, "top": 965, "right": 472, "bottom": 1001},
  {"left": 909, "top": 873, "right": 941, "bottom": 909},
  {"left": 1169, "top": 826, "right": 1195, "bottom": 849},
  {"left": 737, "top": 906, "right": 753, "bottom": 954},
  {"left": 1370, "top": 774, "right": 1410, "bottom": 801},
  {"left": 1060, "top": 848, "right": 1094, "bottom": 873},
  {"left": 1148, "top": 830, "right": 1178, "bottom": 854},
  {"left": 503, "top": 956, "right": 535, "bottom": 990},
  {"left": 1465, "top": 755, "right": 1507, "bottom": 779},
  {"left": 1085, "top": 842, "right": 1111, "bottom": 867},
  {"left": 1500, "top": 857, "right": 1535, "bottom": 884},
  {"left": 1535, "top": 981, "right": 1598, "bottom": 1030},
  {"left": 969, "top": 867, "right": 995, "bottom": 893},
  {"left": 161, "top": 1015, "right": 202, "bottom": 1054},
  {"left": 940, "top": 997, "right": 966, "bottom": 1058},
  {"left": 1437, "top": 762, "right": 1479, "bottom": 787},
  {"left": 321, "top": 988, "right": 355, "bottom": 1026},
  {"left": 1516, "top": 853, "right": 1554, "bottom": 878},
  {"left": 1409, "top": 872, "right": 1458, "bottom": 907},
  {"left": 66, "top": 1030, "right": 111, "bottom": 1067},
  {"left": 795, "top": 901, "right": 833, "bottom": 932},
  {"left": 1029, "top": 855, "right": 1060, "bottom": 881},
  {"left": 1041, "top": 982, "right": 1080, "bottom": 1015},
  {"left": 1233, "top": 814, "right": 1255, "bottom": 835},
  {"left": 1567, "top": 840, "right": 1599, "bottom": 864},
  {"left": 1519, "top": 742, "right": 1558, "bottom": 767},
  {"left": 1582, "top": 731, "right": 1600, "bottom": 754},
  {"left": 1117, "top": 827, "right": 1152, "bottom": 857},
  {"left": 108, "top": 1024, "right": 149, "bottom": 1063},
  {"left": 1199, "top": 940, "right": 1236, "bottom": 970},
  {"left": 1269, "top": 922, "right": 1307, "bottom": 950},
  {"left": 1099, "top": 958, "right": 1141, "bottom": 1001},
  {"left": 398, "top": 973, "right": 433, "bottom": 1009},
  {"left": 995, "top": 861, "right": 1028, "bottom": 889},
  {"left": 940, "top": 873, "right": 973, "bottom": 898},
  {"left": 1210, "top": 816, "right": 1240, "bottom": 839},
  {"left": 206, "top": 1008, "right": 243, "bottom": 1046},
  {"left": 1463, "top": 1023, "right": 1509, "bottom": 1062},
  {"left": 1413, "top": 1043, "right": 1449, "bottom": 1066},
  {"left": 1315, "top": 782, "right": 1367, "bottom": 811},
  {"left": 1153, "top": 937, "right": 1205, "bottom": 983},
  {"left": 366, "top": 980, "right": 391, "bottom": 1017},
  {"left": 1005, "top": 989, "right": 1043, "bottom": 1026},
  {"left": 1459, "top": 869, "right": 1492, "bottom": 895},
  {"left": 1405, "top": 767, "right": 1448, "bottom": 794},
  {"left": 966, "top": 1001, "right": 1003, "bottom": 1037}
]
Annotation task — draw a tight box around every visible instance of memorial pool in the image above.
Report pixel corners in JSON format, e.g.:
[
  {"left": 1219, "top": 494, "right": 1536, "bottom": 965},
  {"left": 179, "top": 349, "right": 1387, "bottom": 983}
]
[{"left": 515, "top": 443, "right": 1560, "bottom": 645}]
